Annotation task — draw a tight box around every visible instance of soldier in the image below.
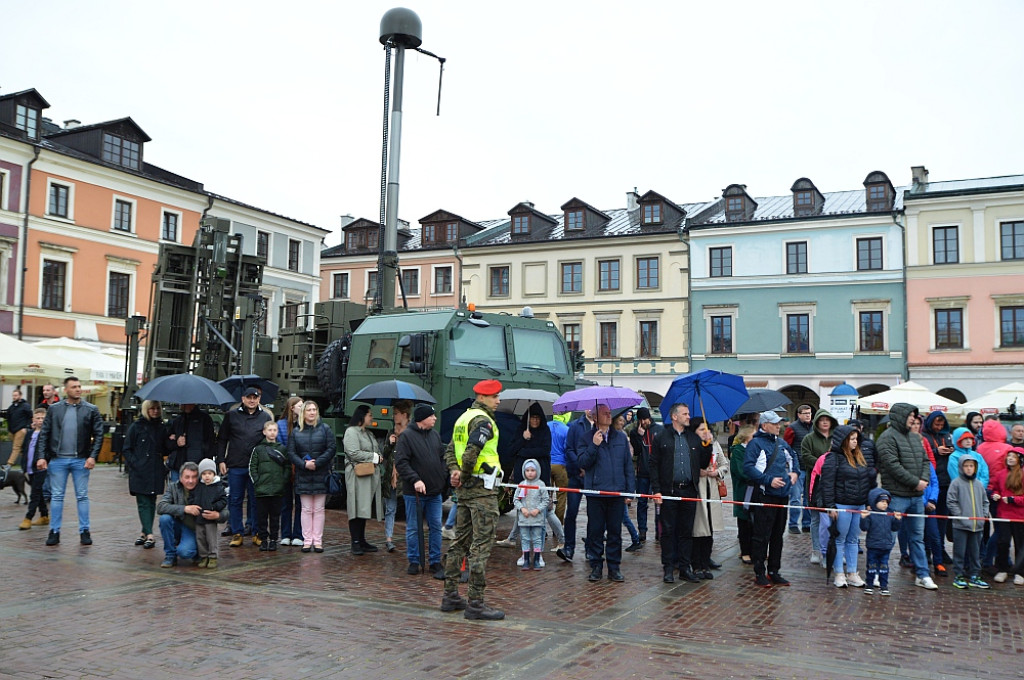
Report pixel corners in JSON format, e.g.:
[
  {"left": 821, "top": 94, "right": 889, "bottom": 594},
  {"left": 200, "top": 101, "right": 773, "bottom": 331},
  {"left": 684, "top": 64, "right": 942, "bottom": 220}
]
[{"left": 440, "top": 379, "right": 505, "bottom": 621}]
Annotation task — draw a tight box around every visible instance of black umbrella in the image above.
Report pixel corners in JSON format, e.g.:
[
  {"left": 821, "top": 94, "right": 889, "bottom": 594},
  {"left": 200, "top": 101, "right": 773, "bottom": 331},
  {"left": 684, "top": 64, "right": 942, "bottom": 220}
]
[
  {"left": 825, "top": 515, "right": 840, "bottom": 584},
  {"left": 350, "top": 379, "right": 436, "bottom": 405},
  {"left": 732, "top": 388, "right": 792, "bottom": 416},
  {"left": 219, "top": 375, "right": 279, "bottom": 406},
  {"left": 134, "top": 373, "right": 236, "bottom": 406}
]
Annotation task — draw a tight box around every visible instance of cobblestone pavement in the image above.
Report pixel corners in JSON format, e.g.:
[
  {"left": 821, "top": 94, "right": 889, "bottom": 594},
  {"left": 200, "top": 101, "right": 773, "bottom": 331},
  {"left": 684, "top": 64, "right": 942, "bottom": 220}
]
[{"left": 1, "top": 467, "right": 1021, "bottom": 679}]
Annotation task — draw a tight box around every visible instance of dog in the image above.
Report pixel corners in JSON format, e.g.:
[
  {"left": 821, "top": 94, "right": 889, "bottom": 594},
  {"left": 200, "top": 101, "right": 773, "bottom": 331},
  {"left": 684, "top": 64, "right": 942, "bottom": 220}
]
[{"left": 0, "top": 466, "right": 27, "bottom": 504}]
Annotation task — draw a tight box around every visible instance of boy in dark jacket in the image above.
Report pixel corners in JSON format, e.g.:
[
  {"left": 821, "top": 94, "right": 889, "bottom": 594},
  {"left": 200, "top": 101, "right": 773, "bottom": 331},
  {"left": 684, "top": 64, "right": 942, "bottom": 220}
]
[
  {"left": 194, "top": 458, "right": 228, "bottom": 567},
  {"left": 860, "top": 488, "right": 901, "bottom": 595},
  {"left": 250, "top": 421, "right": 290, "bottom": 552}
]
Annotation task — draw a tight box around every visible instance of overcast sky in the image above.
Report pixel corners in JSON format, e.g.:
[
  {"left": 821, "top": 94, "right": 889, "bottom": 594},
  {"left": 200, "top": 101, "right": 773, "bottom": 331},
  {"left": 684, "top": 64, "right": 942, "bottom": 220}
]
[{"left": 5, "top": 1, "right": 1023, "bottom": 244}]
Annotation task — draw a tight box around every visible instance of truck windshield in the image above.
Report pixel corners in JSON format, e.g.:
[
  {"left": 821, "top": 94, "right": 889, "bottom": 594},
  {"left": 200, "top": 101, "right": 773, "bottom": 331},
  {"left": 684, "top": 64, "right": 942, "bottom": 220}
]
[
  {"left": 511, "top": 327, "right": 569, "bottom": 376},
  {"left": 450, "top": 323, "right": 508, "bottom": 370}
]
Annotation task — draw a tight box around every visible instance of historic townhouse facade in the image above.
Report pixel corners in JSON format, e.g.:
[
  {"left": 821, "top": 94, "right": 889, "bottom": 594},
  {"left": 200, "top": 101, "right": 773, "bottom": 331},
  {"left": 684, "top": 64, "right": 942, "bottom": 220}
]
[
  {"left": 903, "top": 169, "right": 1024, "bottom": 400},
  {"left": 687, "top": 174, "right": 906, "bottom": 407}
]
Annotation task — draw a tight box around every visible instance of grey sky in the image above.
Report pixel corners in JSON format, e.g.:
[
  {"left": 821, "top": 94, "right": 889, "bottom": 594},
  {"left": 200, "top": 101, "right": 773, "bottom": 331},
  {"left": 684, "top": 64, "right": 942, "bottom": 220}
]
[{"left": 5, "top": 0, "right": 1023, "bottom": 243}]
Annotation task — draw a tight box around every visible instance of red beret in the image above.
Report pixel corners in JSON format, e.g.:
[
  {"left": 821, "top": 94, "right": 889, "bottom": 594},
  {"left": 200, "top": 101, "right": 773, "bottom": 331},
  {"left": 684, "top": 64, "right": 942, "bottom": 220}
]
[{"left": 473, "top": 379, "right": 503, "bottom": 396}]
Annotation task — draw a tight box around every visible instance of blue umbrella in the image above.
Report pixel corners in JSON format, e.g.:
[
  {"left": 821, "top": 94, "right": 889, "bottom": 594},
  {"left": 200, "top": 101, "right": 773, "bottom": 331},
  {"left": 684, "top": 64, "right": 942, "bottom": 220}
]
[
  {"left": 134, "top": 373, "right": 236, "bottom": 406},
  {"left": 661, "top": 369, "right": 749, "bottom": 425},
  {"left": 219, "top": 375, "right": 280, "bottom": 406},
  {"left": 349, "top": 379, "right": 437, "bottom": 405},
  {"left": 553, "top": 385, "right": 643, "bottom": 414}
]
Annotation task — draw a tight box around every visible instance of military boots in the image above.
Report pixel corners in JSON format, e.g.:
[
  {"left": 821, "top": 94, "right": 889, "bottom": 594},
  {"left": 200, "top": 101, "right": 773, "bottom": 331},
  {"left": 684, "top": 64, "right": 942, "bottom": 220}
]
[
  {"left": 464, "top": 599, "right": 505, "bottom": 621},
  {"left": 440, "top": 591, "right": 468, "bottom": 612}
]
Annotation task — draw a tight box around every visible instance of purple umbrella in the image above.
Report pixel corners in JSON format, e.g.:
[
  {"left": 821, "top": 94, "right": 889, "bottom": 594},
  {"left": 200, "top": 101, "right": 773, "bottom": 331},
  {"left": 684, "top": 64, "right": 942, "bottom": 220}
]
[{"left": 553, "top": 385, "right": 643, "bottom": 414}]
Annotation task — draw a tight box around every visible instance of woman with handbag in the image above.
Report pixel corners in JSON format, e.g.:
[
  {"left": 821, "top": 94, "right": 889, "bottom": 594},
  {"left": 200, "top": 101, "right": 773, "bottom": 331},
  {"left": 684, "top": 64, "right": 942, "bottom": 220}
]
[
  {"left": 690, "top": 417, "right": 730, "bottom": 579},
  {"left": 343, "top": 404, "right": 384, "bottom": 556},
  {"left": 286, "top": 401, "right": 336, "bottom": 553}
]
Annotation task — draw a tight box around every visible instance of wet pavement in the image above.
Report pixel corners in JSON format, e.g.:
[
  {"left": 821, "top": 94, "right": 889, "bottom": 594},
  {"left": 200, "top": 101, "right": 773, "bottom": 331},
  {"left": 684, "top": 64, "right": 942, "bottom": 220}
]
[{"left": 1, "top": 466, "right": 1021, "bottom": 679}]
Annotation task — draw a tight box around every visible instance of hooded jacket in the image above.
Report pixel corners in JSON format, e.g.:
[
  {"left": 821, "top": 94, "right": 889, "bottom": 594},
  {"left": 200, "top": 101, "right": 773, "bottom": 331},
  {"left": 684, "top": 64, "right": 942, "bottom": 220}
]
[
  {"left": 799, "top": 408, "right": 839, "bottom": 474},
  {"left": 820, "top": 425, "right": 875, "bottom": 508},
  {"left": 922, "top": 411, "right": 954, "bottom": 486},
  {"left": 876, "top": 403, "right": 929, "bottom": 498},
  {"left": 394, "top": 419, "right": 448, "bottom": 497},
  {"left": 946, "top": 452, "right": 989, "bottom": 532},
  {"left": 513, "top": 458, "right": 550, "bottom": 527},
  {"left": 987, "top": 454, "right": 1024, "bottom": 522},
  {"left": 946, "top": 426, "right": 989, "bottom": 491},
  {"left": 977, "top": 420, "right": 1011, "bottom": 480},
  {"left": 509, "top": 403, "right": 552, "bottom": 484},
  {"left": 743, "top": 428, "right": 798, "bottom": 499},
  {"left": 860, "top": 487, "right": 901, "bottom": 551}
]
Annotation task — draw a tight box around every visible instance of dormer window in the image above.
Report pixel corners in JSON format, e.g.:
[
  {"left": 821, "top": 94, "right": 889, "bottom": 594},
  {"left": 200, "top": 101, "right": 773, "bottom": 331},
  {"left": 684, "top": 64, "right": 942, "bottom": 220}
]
[
  {"left": 790, "top": 178, "right": 824, "bottom": 217},
  {"left": 15, "top": 104, "right": 39, "bottom": 139},
  {"left": 863, "top": 171, "right": 895, "bottom": 212},
  {"left": 512, "top": 214, "right": 530, "bottom": 235},
  {"left": 102, "top": 132, "right": 140, "bottom": 170},
  {"left": 723, "top": 184, "right": 758, "bottom": 222},
  {"left": 642, "top": 203, "right": 662, "bottom": 225},
  {"left": 566, "top": 209, "right": 584, "bottom": 231}
]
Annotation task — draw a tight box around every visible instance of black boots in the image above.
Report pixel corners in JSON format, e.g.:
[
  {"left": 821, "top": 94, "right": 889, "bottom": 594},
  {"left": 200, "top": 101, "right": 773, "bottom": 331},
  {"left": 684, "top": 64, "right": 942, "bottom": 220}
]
[
  {"left": 464, "top": 599, "right": 505, "bottom": 621},
  {"left": 440, "top": 591, "right": 467, "bottom": 612}
]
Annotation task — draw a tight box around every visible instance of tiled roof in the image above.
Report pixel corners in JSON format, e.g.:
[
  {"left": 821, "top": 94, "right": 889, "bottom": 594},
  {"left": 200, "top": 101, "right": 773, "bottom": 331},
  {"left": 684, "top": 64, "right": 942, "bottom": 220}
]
[
  {"left": 690, "top": 187, "right": 906, "bottom": 227},
  {"left": 904, "top": 174, "right": 1024, "bottom": 198}
]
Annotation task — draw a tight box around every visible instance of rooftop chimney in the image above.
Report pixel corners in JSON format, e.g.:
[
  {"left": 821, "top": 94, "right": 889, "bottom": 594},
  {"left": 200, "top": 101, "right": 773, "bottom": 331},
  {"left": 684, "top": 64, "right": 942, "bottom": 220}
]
[
  {"left": 63, "top": 119, "right": 81, "bottom": 129},
  {"left": 911, "top": 166, "right": 929, "bottom": 187},
  {"left": 339, "top": 214, "right": 356, "bottom": 229},
  {"left": 627, "top": 187, "right": 640, "bottom": 212}
]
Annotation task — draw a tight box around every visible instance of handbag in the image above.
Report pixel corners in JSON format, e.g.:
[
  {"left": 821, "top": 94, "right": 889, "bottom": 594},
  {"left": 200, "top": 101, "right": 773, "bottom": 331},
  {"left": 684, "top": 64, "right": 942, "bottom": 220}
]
[
  {"left": 354, "top": 461, "right": 375, "bottom": 477},
  {"left": 718, "top": 479, "right": 728, "bottom": 498},
  {"left": 325, "top": 469, "right": 343, "bottom": 495}
]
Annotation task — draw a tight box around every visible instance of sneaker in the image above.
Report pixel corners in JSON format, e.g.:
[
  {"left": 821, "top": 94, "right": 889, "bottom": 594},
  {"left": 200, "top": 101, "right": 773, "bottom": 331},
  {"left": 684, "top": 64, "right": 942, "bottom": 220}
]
[
  {"left": 952, "top": 575, "right": 968, "bottom": 589},
  {"left": 268, "top": 540, "right": 278, "bottom": 552},
  {"left": 624, "top": 541, "right": 642, "bottom": 553},
  {"left": 880, "top": 589, "right": 891, "bottom": 596},
  {"left": 809, "top": 552, "right": 821, "bottom": 565},
  {"left": 535, "top": 554, "right": 545, "bottom": 568},
  {"left": 968, "top": 576, "right": 990, "bottom": 589},
  {"left": 206, "top": 557, "right": 217, "bottom": 569},
  {"left": 32, "top": 515, "right": 49, "bottom": 526},
  {"left": 993, "top": 572, "right": 1008, "bottom": 583},
  {"left": 229, "top": 534, "right": 243, "bottom": 547},
  {"left": 863, "top": 587, "right": 874, "bottom": 594},
  {"left": 80, "top": 530, "right": 92, "bottom": 546},
  {"left": 45, "top": 530, "right": 60, "bottom": 546},
  {"left": 834, "top": 573, "right": 848, "bottom": 588},
  {"left": 252, "top": 535, "right": 263, "bottom": 547},
  {"left": 160, "top": 557, "right": 177, "bottom": 568},
  {"left": 768, "top": 572, "right": 790, "bottom": 586},
  {"left": 516, "top": 554, "right": 525, "bottom": 567},
  {"left": 495, "top": 538, "right": 516, "bottom": 548},
  {"left": 220, "top": 527, "right": 232, "bottom": 537},
  {"left": 802, "top": 526, "right": 811, "bottom": 533},
  {"left": 846, "top": 572, "right": 866, "bottom": 588},
  {"left": 934, "top": 563, "right": 948, "bottom": 577},
  {"left": 916, "top": 576, "right": 939, "bottom": 590},
  {"left": 1014, "top": 575, "right": 1024, "bottom": 586},
  {"left": 788, "top": 526, "right": 801, "bottom": 535},
  {"left": 259, "top": 541, "right": 270, "bottom": 552},
  {"left": 442, "top": 527, "right": 456, "bottom": 540},
  {"left": 19, "top": 518, "right": 31, "bottom": 530},
  {"left": 754, "top": 574, "right": 772, "bottom": 587},
  {"left": 556, "top": 547, "right": 572, "bottom": 562},
  {"left": 386, "top": 540, "right": 396, "bottom": 553},
  {"left": 407, "top": 563, "right": 421, "bottom": 575}
]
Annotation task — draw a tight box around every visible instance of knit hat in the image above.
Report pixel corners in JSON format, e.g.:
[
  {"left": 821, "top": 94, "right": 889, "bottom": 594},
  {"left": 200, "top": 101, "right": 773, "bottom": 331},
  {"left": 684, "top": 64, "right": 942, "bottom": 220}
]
[
  {"left": 413, "top": 404, "right": 435, "bottom": 422},
  {"left": 636, "top": 407, "right": 652, "bottom": 422},
  {"left": 198, "top": 459, "right": 216, "bottom": 475}
]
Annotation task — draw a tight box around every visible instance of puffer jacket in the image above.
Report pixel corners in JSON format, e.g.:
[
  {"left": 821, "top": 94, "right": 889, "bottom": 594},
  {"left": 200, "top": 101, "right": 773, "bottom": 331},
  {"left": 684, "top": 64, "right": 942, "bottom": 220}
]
[
  {"left": 743, "top": 429, "right": 799, "bottom": 499},
  {"left": 249, "top": 441, "right": 290, "bottom": 497},
  {"left": 946, "top": 452, "right": 989, "bottom": 532},
  {"left": 820, "top": 425, "right": 875, "bottom": 508},
  {"left": 876, "top": 403, "right": 929, "bottom": 498},
  {"left": 287, "top": 422, "right": 337, "bottom": 496},
  {"left": 947, "top": 426, "right": 989, "bottom": 491},
  {"left": 123, "top": 415, "right": 168, "bottom": 496},
  {"left": 860, "top": 487, "right": 900, "bottom": 551},
  {"left": 977, "top": 420, "right": 1011, "bottom": 480}
]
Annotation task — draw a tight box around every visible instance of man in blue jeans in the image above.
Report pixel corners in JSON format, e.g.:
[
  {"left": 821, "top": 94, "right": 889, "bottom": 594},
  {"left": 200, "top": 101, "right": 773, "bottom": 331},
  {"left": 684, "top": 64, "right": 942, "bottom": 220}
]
[
  {"left": 157, "top": 462, "right": 227, "bottom": 567},
  {"left": 877, "top": 402, "right": 938, "bottom": 590},
  {"left": 558, "top": 409, "right": 595, "bottom": 562},
  {"left": 395, "top": 404, "right": 448, "bottom": 579},
  {"left": 36, "top": 376, "right": 104, "bottom": 547},
  {"left": 217, "top": 387, "right": 271, "bottom": 547}
]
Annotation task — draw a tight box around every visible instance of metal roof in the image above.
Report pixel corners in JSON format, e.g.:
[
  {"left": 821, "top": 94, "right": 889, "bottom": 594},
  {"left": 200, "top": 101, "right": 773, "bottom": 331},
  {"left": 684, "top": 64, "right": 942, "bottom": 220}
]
[
  {"left": 904, "top": 174, "right": 1024, "bottom": 198},
  {"left": 691, "top": 187, "right": 906, "bottom": 226}
]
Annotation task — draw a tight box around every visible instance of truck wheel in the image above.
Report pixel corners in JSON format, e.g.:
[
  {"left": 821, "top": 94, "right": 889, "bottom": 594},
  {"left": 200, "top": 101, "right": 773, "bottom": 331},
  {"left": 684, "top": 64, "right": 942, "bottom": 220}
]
[{"left": 317, "top": 336, "right": 349, "bottom": 400}]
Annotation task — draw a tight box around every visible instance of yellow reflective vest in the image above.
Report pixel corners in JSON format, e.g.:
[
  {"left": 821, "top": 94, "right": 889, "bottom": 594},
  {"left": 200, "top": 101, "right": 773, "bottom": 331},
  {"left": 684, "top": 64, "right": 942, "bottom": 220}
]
[{"left": 452, "top": 407, "right": 499, "bottom": 474}]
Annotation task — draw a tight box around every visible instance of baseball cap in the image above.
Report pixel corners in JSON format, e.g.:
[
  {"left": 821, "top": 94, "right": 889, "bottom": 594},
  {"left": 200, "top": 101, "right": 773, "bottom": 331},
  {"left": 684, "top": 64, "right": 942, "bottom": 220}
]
[
  {"left": 242, "top": 386, "right": 262, "bottom": 397},
  {"left": 759, "top": 410, "right": 782, "bottom": 424}
]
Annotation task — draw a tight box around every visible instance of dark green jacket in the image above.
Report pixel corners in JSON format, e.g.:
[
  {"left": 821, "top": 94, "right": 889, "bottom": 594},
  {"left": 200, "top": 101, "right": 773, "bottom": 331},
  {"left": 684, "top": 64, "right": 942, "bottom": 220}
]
[
  {"left": 799, "top": 408, "right": 838, "bottom": 473},
  {"left": 249, "top": 440, "right": 289, "bottom": 497},
  {"left": 877, "top": 403, "right": 929, "bottom": 498}
]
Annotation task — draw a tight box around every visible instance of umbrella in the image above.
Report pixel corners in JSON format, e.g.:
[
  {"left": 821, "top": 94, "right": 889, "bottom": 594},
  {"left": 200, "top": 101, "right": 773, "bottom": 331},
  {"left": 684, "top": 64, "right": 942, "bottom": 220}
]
[
  {"left": 496, "top": 388, "right": 559, "bottom": 417},
  {"left": 552, "top": 385, "right": 643, "bottom": 414},
  {"left": 349, "top": 379, "right": 437, "bottom": 405},
  {"left": 855, "top": 381, "right": 963, "bottom": 417},
  {"left": 661, "top": 369, "right": 749, "bottom": 425},
  {"left": 733, "top": 388, "right": 791, "bottom": 416},
  {"left": 219, "top": 375, "right": 280, "bottom": 406},
  {"left": 959, "top": 381, "right": 1024, "bottom": 416},
  {"left": 134, "top": 373, "right": 236, "bottom": 406}
]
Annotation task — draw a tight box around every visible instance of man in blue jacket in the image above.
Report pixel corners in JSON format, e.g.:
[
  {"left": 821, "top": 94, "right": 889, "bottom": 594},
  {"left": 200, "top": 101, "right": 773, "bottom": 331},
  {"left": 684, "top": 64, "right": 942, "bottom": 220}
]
[
  {"left": 743, "top": 411, "right": 799, "bottom": 587},
  {"left": 558, "top": 409, "right": 594, "bottom": 562},
  {"left": 577, "top": 404, "right": 635, "bottom": 582}
]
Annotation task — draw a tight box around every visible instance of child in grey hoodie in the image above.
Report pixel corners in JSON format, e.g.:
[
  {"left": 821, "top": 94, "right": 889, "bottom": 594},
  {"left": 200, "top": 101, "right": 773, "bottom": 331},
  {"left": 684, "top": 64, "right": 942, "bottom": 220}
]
[
  {"left": 514, "top": 459, "right": 549, "bottom": 570},
  {"left": 946, "top": 454, "right": 990, "bottom": 589}
]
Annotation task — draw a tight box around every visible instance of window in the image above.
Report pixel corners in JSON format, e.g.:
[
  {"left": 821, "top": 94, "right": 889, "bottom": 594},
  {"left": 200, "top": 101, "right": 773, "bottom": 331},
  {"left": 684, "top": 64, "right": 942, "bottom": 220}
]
[
  {"left": 599, "top": 322, "right": 617, "bottom": 358},
  {"left": 366, "top": 230, "right": 378, "bottom": 250},
  {"left": 560, "top": 262, "right": 582, "bottom": 294},
  {"left": 512, "top": 215, "right": 529, "bottom": 235},
  {"left": 489, "top": 266, "right": 509, "bottom": 297},
  {"left": 434, "top": 266, "right": 452, "bottom": 294},
  {"left": 257, "top": 231, "right": 269, "bottom": 259},
  {"left": 856, "top": 237, "right": 883, "bottom": 271},
  {"left": 566, "top": 210, "right": 584, "bottom": 231},
  {"left": 15, "top": 104, "right": 39, "bottom": 139},
  {"left": 711, "top": 316, "right": 732, "bottom": 354},
  {"left": 367, "top": 271, "right": 379, "bottom": 300},
  {"left": 41, "top": 259, "right": 66, "bottom": 311},
  {"left": 859, "top": 311, "right": 884, "bottom": 351},
  {"left": 113, "top": 199, "right": 133, "bottom": 232},
  {"left": 795, "top": 191, "right": 812, "bottom": 207},
  {"left": 48, "top": 183, "right": 69, "bottom": 218},
  {"left": 933, "top": 226, "right": 959, "bottom": 264},
  {"left": 332, "top": 272, "right": 349, "bottom": 299},
  {"left": 107, "top": 272, "right": 131, "bottom": 318},
  {"left": 402, "top": 269, "right": 419, "bottom": 296},
  {"left": 1001, "top": 306, "right": 1024, "bottom": 347},
  {"left": 102, "top": 133, "right": 140, "bottom": 170},
  {"left": 161, "top": 212, "right": 178, "bottom": 241},
  {"left": 347, "top": 230, "right": 365, "bottom": 250},
  {"left": 726, "top": 197, "right": 743, "bottom": 214},
  {"left": 598, "top": 260, "right": 620, "bottom": 291},
  {"left": 423, "top": 224, "right": 436, "bottom": 243},
  {"left": 636, "top": 257, "right": 659, "bottom": 289},
  {"left": 786, "top": 314, "right": 810, "bottom": 353},
  {"left": 867, "top": 184, "right": 889, "bottom": 211},
  {"left": 283, "top": 303, "right": 299, "bottom": 329},
  {"left": 445, "top": 222, "right": 458, "bottom": 242},
  {"left": 642, "top": 203, "right": 662, "bottom": 225},
  {"left": 934, "top": 308, "right": 963, "bottom": 349},
  {"left": 258, "top": 296, "right": 270, "bottom": 335},
  {"left": 0, "top": 170, "right": 7, "bottom": 211},
  {"left": 563, "top": 323, "right": 580, "bottom": 354},
  {"left": 639, "top": 320, "right": 658, "bottom": 358},
  {"left": 288, "top": 239, "right": 300, "bottom": 272},
  {"left": 710, "top": 247, "right": 732, "bottom": 277},
  {"left": 786, "top": 242, "right": 807, "bottom": 274},
  {"left": 1001, "top": 222, "right": 1024, "bottom": 261}
]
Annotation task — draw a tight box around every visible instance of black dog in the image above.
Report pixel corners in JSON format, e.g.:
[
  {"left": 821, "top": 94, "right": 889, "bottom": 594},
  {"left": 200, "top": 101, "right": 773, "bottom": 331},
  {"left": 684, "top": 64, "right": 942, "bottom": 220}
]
[{"left": 0, "top": 467, "right": 27, "bottom": 504}]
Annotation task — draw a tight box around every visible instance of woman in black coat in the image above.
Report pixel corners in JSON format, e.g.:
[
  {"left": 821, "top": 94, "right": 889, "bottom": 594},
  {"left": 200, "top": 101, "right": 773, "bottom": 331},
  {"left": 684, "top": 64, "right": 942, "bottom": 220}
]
[
  {"left": 820, "top": 425, "right": 875, "bottom": 588},
  {"left": 123, "top": 400, "right": 169, "bottom": 549},
  {"left": 508, "top": 403, "right": 552, "bottom": 485},
  {"left": 286, "top": 401, "right": 337, "bottom": 553}
]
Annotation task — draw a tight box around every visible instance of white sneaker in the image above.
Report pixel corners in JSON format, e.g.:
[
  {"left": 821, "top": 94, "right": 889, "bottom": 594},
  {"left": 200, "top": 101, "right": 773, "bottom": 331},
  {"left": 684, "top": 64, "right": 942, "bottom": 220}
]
[
  {"left": 993, "top": 572, "right": 1008, "bottom": 583},
  {"left": 809, "top": 553, "right": 820, "bottom": 565},
  {"left": 496, "top": 538, "right": 516, "bottom": 548},
  {"left": 516, "top": 555, "right": 525, "bottom": 567},
  {"left": 834, "top": 572, "right": 848, "bottom": 588},
  {"left": 846, "top": 572, "right": 866, "bottom": 588},
  {"left": 1014, "top": 575, "right": 1024, "bottom": 586},
  {"left": 442, "top": 528, "right": 456, "bottom": 540},
  {"left": 535, "top": 554, "right": 545, "bottom": 568},
  {"left": 915, "top": 576, "right": 939, "bottom": 590}
]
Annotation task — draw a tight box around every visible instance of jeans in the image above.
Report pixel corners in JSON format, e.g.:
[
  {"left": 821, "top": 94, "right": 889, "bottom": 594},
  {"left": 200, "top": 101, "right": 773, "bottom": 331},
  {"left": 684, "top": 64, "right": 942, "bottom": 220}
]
[
  {"left": 47, "top": 457, "right": 90, "bottom": 534},
  {"left": 227, "top": 467, "right": 255, "bottom": 535},
  {"left": 924, "top": 512, "right": 944, "bottom": 566},
  {"left": 563, "top": 473, "right": 584, "bottom": 555},
  {"left": 635, "top": 477, "right": 651, "bottom": 534},
  {"left": 444, "top": 500, "right": 458, "bottom": 529},
  {"left": 404, "top": 493, "right": 443, "bottom": 565},
  {"left": 810, "top": 510, "right": 822, "bottom": 554},
  {"left": 280, "top": 486, "right": 303, "bottom": 541},
  {"left": 622, "top": 503, "right": 639, "bottom": 543},
  {"left": 505, "top": 508, "right": 564, "bottom": 546},
  {"left": 832, "top": 505, "right": 862, "bottom": 574},
  {"left": 383, "top": 494, "right": 398, "bottom": 540},
  {"left": 865, "top": 547, "right": 891, "bottom": 590},
  {"left": 159, "top": 514, "right": 197, "bottom": 561},
  {"left": 521, "top": 525, "right": 545, "bottom": 552},
  {"left": 888, "top": 495, "right": 927, "bottom": 578},
  {"left": 789, "top": 470, "right": 810, "bottom": 529}
]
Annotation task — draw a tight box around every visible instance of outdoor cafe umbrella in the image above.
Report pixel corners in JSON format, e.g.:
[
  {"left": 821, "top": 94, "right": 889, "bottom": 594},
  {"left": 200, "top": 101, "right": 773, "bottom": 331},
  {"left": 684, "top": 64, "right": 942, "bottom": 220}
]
[
  {"left": 661, "top": 369, "right": 749, "bottom": 425},
  {"left": 134, "top": 373, "right": 236, "bottom": 406},
  {"left": 349, "top": 379, "right": 437, "bottom": 405},
  {"left": 733, "top": 388, "right": 791, "bottom": 416},
  {"left": 219, "top": 375, "right": 280, "bottom": 406},
  {"left": 496, "top": 388, "right": 559, "bottom": 417},
  {"left": 959, "top": 381, "right": 1024, "bottom": 416},
  {"left": 552, "top": 385, "right": 643, "bottom": 414}
]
